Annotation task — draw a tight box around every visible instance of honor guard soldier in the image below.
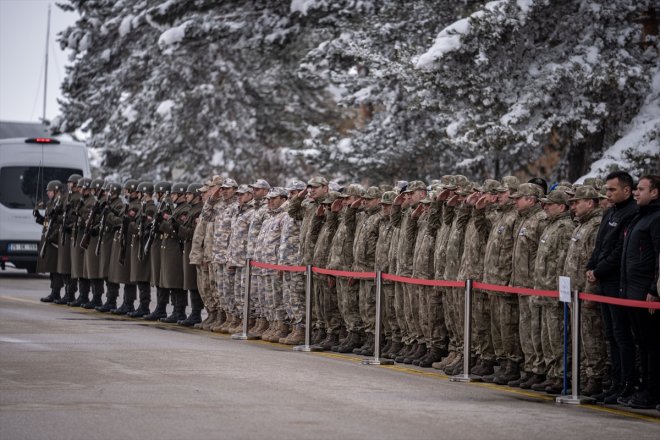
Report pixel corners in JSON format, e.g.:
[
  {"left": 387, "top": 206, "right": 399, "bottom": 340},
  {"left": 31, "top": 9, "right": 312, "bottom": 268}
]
[
  {"left": 35, "top": 180, "right": 64, "bottom": 302},
  {"left": 178, "top": 183, "right": 204, "bottom": 326},
  {"left": 69, "top": 177, "right": 92, "bottom": 307},
  {"left": 54, "top": 173, "right": 81, "bottom": 305}
]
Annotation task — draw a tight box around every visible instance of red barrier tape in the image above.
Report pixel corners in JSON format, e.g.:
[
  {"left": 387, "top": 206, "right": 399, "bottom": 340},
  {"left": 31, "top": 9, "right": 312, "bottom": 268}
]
[
  {"left": 579, "top": 292, "right": 660, "bottom": 310},
  {"left": 248, "top": 260, "right": 660, "bottom": 310},
  {"left": 382, "top": 273, "right": 465, "bottom": 288},
  {"left": 473, "top": 281, "right": 559, "bottom": 298},
  {"left": 249, "top": 261, "right": 307, "bottom": 272},
  {"left": 311, "top": 267, "right": 376, "bottom": 279}
]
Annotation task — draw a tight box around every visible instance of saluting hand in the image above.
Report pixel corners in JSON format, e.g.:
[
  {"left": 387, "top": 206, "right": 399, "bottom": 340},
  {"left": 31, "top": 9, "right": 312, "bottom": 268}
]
[
  {"left": 331, "top": 199, "right": 343, "bottom": 213},
  {"left": 316, "top": 205, "right": 325, "bottom": 217},
  {"left": 393, "top": 193, "right": 406, "bottom": 206},
  {"left": 411, "top": 203, "right": 424, "bottom": 219},
  {"left": 447, "top": 195, "right": 460, "bottom": 207},
  {"left": 436, "top": 189, "right": 452, "bottom": 202}
]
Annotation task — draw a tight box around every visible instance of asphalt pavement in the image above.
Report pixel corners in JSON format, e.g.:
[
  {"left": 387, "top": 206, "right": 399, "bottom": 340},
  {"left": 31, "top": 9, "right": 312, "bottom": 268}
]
[{"left": 1, "top": 269, "right": 659, "bottom": 440}]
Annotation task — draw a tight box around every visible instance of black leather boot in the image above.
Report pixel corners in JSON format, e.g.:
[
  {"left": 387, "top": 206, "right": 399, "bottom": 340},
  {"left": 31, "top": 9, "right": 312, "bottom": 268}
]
[
  {"left": 128, "top": 282, "right": 151, "bottom": 318},
  {"left": 96, "top": 281, "right": 119, "bottom": 312},
  {"left": 178, "top": 289, "right": 203, "bottom": 326},
  {"left": 69, "top": 278, "right": 90, "bottom": 307},
  {"left": 82, "top": 279, "right": 104, "bottom": 309},
  {"left": 144, "top": 288, "right": 168, "bottom": 321},
  {"left": 55, "top": 274, "right": 74, "bottom": 304}
]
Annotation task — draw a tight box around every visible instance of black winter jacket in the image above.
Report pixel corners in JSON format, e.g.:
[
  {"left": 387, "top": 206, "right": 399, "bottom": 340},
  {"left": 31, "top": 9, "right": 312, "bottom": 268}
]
[{"left": 620, "top": 199, "right": 660, "bottom": 300}]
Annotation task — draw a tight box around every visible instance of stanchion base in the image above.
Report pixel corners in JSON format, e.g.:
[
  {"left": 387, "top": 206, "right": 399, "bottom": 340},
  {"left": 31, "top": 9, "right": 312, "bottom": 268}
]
[
  {"left": 361, "top": 358, "right": 394, "bottom": 366},
  {"left": 449, "top": 374, "right": 479, "bottom": 383},
  {"left": 555, "top": 395, "right": 596, "bottom": 405},
  {"left": 231, "top": 333, "right": 259, "bottom": 340},
  {"left": 293, "top": 344, "right": 324, "bottom": 352}
]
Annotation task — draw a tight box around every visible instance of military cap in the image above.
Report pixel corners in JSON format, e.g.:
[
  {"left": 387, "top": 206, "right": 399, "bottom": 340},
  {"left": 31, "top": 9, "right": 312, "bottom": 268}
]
[
  {"left": 568, "top": 185, "right": 601, "bottom": 201},
  {"left": 455, "top": 182, "right": 476, "bottom": 196},
  {"left": 171, "top": 182, "right": 187, "bottom": 194},
  {"left": 221, "top": 178, "right": 238, "bottom": 188},
  {"left": 67, "top": 173, "right": 82, "bottom": 184},
  {"left": 554, "top": 184, "right": 573, "bottom": 194},
  {"left": 599, "top": 185, "right": 607, "bottom": 198},
  {"left": 321, "top": 191, "right": 341, "bottom": 204},
  {"left": 138, "top": 181, "right": 154, "bottom": 194},
  {"left": 307, "top": 176, "right": 328, "bottom": 187},
  {"left": 362, "top": 186, "right": 382, "bottom": 200},
  {"left": 511, "top": 182, "right": 544, "bottom": 198},
  {"left": 495, "top": 175, "right": 520, "bottom": 193},
  {"left": 583, "top": 177, "right": 603, "bottom": 189},
  {"left": 437, "top": 175, "right": 455, "bottom": 189},
  {"left": 380, "top": 191, "right": 397, "bottom": 205},
  {"left": 46, "top": 180, "right": 63, "bottom": 192},
  {"left": 266, "top": 187, "right": 288, "bottom": 198},
  {"left": 528, "top": 177, "right": 548, "bottom": 194},
  {"left": 557, "top": 180, "right": 573, "bottom": 188},
  {"left": 340, "top": 183, "right": 366, "bottom": 198},
  {"left": 123, "top": 179, "right": 139, "bottom": 192},
  {"left": 78, "top": 177, "right": 92, "bottom": 189},
  {"left": 108, "top": 183, "right": 123, "bottom": 194},
  {"left": 154, "top": 181, "right": 172, "bottom": 193},
  {"left": 186, "top": 183, "right": 203, "bottom": 194},
  {"left": 379, "top": 184, "right": 394, "bottom": 192},
  {"left": 477, "top": 179, "right": 500, "bottom": 194},
  {"left": 236, "top": 184, "right": 253, "bottom": 194},
  {"left": 285, "top": 180, "right": 307, "bottom": 191},
  {"left": 421, "top": 191, "right": 436, "bottom": 204},
  {"left": 540, "top": 189, "right": 570, "bottom": 205},
  {"left": 199, "top": 175, "right": 223, "bottom": 192},
  {"left": 444, "top": 175, "right": 469, "bottom": 190},
  {"left": 249, "top": 179, "right": 271, "bottom": 190},
  {"left": 404, "top": 180, "right": 427, "bottom": 193},
  {"left": 90, "top": 178, "right": 104, "bottom": 189}
]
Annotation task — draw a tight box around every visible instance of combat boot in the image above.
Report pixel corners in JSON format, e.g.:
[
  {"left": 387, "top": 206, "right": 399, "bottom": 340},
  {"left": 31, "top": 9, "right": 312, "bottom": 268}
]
[
  {"left": 311, "top": 328, "right": 326, "bottom": 345},
  {"left": 209, "top": 310, "right": 228, "bottom": 332},
  {"left": 353, "top": 333, "right": 374, "bottom": 355},
  {"left": 143, "top": 288, "right": 168, "bottom": 320},
  {"left": 592, "top": 381, "right": 620, "bottom": 403},
  {"left": 197, "top": 309, "right": 216, "bottom": 329},
  {"left": 419, "top": 347, "right": 446, "bottom": 368},
  {"left": 82, "top": 281, "right": 104, "bottom": 309},
  {"left": 432, "top": 351, "right": 457, "bottom": 371},
  {"left": 383, "top": 341, "right": 404, "bottom": 359},
  {"left": 544, "top": 378, "right": 564, "bottom": 394},
  {"left": 520, "top": 373, "right": 545, "bottom": 390},
  {"left": 282, "top": 324, "right": 306, "bottom": 345},
  {"left": 218, "top": 313, "right": 237, "bottom": 333},
  {"left": 269, "top": 321, "right": 289, "bottom": 343},
  {"left": 40, "top": 288, "right": 61, "bottom": 303},
  {"left": 113, "top": 285, "right": 137, "bottom": 315},
  {"left": 69, "top": 279, "right": 90, "bottom": 307},
  {"left": 54, "top": 284, "right": 74, "bottom": 305},
  {"left": 128, "top": 283, "right": 151, "bottom": 318},
  {"left": 319, "top": 332, "right": 340, "bottom": 350},
  {"left": 507, "top": 371, "right": 529, "bottom": 388},
  {"left": 251, "top": 318, "right": 269, "bottom": 338},
  {"left": 395, "top": 343, "right": 416, "bottom": 363},
  {"left": 178, "top": 289, "right": 203, "bottom": 326},
  {"left": 278, "top": 324, "right": 294, "bottom": 344},
  {"left": 336, "top": 331, "right": 363, "bottom": 353},
  {"left": 531, "top": 377, "right": 556, "bottom": 392},
  {"left": 581, "top": 377, "right": 602, "bottom": 397},
  {"left": 443, "top": 353, "right": 465, "bottom": 375},
  {"left": 228, "top": 315, "right": 246, "bottom": 334},
  {"left": 381, "top": 339, "right": 392, "bottom": 356},
  {"left": 471, "top": 359, "right": 496, "bottom": 377},
  {"left": 493, "top": 361, "right": 517, "bottom": 385},
  {"left": 404, "top": 343, "right": 426, "bottom": 365},
  {"left": 616, "top": 381, "right": 636, "bottom": 406},
  {"left": 412, "top": 344, "right": 432, "bottom": 366}
]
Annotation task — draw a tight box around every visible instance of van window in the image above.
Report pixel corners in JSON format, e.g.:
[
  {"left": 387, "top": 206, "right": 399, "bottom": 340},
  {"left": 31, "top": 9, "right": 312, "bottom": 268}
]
[{"left": 0, "top": 166, "right": 83, "bottom": 209}]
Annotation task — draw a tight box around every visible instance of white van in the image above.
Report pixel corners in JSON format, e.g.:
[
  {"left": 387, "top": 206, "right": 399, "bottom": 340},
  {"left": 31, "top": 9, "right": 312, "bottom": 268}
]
[{"left": 0, "top": 137, "right": 90, "bottom": 273}]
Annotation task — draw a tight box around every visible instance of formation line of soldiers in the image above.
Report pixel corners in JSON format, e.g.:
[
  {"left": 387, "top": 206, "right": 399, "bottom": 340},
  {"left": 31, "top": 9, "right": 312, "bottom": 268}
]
[{"left": 35, "top": 172, "right": 660, "bottom": 408}]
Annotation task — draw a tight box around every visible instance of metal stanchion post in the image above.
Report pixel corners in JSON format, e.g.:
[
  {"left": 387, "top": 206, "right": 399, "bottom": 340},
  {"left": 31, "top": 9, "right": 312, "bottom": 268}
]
[
  {"left": 451, "top": 279, "right": 476, "bottom": 382},
  {"left": 363, "top": 271, "right": 393, "bottom": 366},
  {"left": 556, "top": 289, "right": 594, "bottom": 404},
  {"left": 562, "top": 302, "right": 569, "bottom": 395},
  {"left": 232, "top": 259, "right": 258, "bottom": 340},
  {"left": 294, "top": 265, "right": 323, "bottom": 352}
]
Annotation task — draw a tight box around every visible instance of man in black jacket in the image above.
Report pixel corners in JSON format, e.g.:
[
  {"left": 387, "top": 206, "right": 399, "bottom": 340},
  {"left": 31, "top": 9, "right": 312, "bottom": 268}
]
[
  {"left": 620, "top": 175, "right": 660, "bottom": 409},
  {"left": 586, "top": 171, "right": 637, "bottom": 403}
]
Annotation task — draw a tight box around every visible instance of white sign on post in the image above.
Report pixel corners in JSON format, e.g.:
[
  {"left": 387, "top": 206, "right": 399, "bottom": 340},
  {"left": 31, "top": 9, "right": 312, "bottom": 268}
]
[{"left": 558, "top": 276, "right": 571, "bottom": 303}]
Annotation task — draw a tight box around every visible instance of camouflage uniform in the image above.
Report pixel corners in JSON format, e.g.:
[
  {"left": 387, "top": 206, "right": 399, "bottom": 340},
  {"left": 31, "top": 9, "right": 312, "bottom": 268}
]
[
  {"left": 312, "top": 206, "right": 341, "bottom": 335},
  {"left": 247, "top": 196, "right": 269, "bottom": 319},
  {"left": 255, "top": 204, "right": 288, "bottom": 322},
  {"left": 203, "top": 198, "right": 224, "bottom": 313},
  {"left": 433, "top": 201, "right": 456, "bottom": 352},
  {"left": 279, "top": 200, "right": 305, "bottom": 325},
  {"left": 511, "top": 202, "right": 548, "bottom": 375},
  {"left": 564, "top": 206, "right": 605, "bottom": 382},
  {"left": 212, "top": 191, "right": 238, "bottom": 313},
  {"left": 190, "top": 199, "right": 212, "bottom": 310},
  {"left": 352, "top": 203, "right": 383, "bottom": 335},
  {"left": 388, "top": 216, "right": 406, "bottom": 343},
  {"left": 375, "top": 195, "right": 396, "bottom": 341},
  {"left": 533, "top": 206, "right": 573, "bottom": 379},
  {"left": 226, "top": 199, "right": 255, "bottom": 317}
]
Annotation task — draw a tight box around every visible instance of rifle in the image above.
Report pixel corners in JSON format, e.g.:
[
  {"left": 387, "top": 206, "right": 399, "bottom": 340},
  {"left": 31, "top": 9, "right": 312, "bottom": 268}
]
[
  {"left": 80, "top": 199, "right": 104, "bottom": 250},
  {"left": 118, "top": 203, "right": 130, "bottom": 266},
  {"left": 137, "top": 200, "right": 147, "bottom": 262},
  {"left": 72, "top": 198, "right": 84, "bottom": 246},
  {"left": 143, "top": 191, "right": 170, "bottom": 258},
  {"left": 59, "top": 196, "right": 71, "bottom": 245},
  {"left": 95, "top": 203, "right": 110, "bottom": 257},
  {"left": 39, "top": 195, "right": 61, "bottom": 259}
]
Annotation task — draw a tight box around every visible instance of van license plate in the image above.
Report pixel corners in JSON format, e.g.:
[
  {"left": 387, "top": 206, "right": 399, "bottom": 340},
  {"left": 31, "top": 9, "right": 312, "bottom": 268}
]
[{"left": 8, "top": 243, "right": 38, "bottom": 252}]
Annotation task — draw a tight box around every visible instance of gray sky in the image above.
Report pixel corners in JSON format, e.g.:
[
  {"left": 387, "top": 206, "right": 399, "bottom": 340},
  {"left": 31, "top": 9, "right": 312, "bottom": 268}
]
[{"left": 0, "top": 0, "right": 78, "bottom": 123}]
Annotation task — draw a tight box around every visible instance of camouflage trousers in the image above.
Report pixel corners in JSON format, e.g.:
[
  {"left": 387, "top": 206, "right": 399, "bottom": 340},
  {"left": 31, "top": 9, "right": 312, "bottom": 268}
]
[
  {"left": 282, "top": 271, "right": 305, "bottom": 325},
  {"left": 265, "top": 272, "right": 285, "bottom": 321},
  {"left": 253, "top": 272, "right": 266, "bottom": 318},
  {"left": 358, "top": 279, "right": 376, "bottom": 334},
  {"left": 404, "top": 281, "right": 422, "bottom": 343},
  {"left": 214, "top": 264, "right": 234, "bottom": 313},
  {"left": 472, "top": 290, "right": 495, "bottom": 362},
  {"left": 419, "top": 285, "right": 447, "bottom": 351},
  {"left": 312, "top": 275, "right": 325, "bottom": 331},
  {"left": 532, "top": 297, "right": 564, "bottom": 378},
  {"left": 450, "top": 285, "right": 465, "bottom": 353},
  {"left": 580, "top": 303, "right": 607, "bottom": 380},
  {"left": 382, "top": 283, "right": 398, "bottom": 341},
  {"left": 232, "top": 267, "right": 246, "bottom": 317},
  {"left": 519, "top": 295, "right": 542, "bottom": 374},
  {"left": 315, "top": 275, "right": 341, "bottom": 335},
  {"left": 491, "top": 293, "right": 523, "bottom": 363},
  {"left": 394, "top": 282, "right": 409, "bottom": 343},
  {"left": 196, "top": 263, "right": 219, "bottom": 311},
  {"left": 337, "top": 277, "right": 363, "bottom": 333},
  {"left": 441, "top": 286, "right": 458, "bottom": 352}
]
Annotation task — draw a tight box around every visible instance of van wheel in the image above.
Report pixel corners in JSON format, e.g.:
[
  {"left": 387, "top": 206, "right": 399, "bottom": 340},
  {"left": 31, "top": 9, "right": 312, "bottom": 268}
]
[{"left": 24, "top": 263, "right": 37, "bottom": 274}]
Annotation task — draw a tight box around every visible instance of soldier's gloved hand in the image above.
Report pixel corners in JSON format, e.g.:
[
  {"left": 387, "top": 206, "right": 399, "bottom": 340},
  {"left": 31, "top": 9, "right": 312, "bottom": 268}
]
[
  {"left": 331, "top": 199, "right": 343, "bottom": 213},
  {"left": 393, "top": 193, "right": 406, "bottom": 206},
  {"left": 327, "top": 277, "right": 335, "bottom": 288}
]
